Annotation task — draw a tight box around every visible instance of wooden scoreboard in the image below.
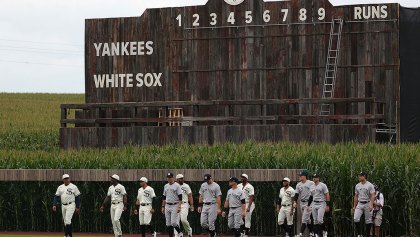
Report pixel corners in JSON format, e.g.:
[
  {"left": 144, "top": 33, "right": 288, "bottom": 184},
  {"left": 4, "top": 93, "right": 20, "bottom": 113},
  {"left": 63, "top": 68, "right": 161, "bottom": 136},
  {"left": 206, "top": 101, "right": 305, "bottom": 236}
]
[{"left": 61, "top": 0, "right": 401, "bottom": 148}]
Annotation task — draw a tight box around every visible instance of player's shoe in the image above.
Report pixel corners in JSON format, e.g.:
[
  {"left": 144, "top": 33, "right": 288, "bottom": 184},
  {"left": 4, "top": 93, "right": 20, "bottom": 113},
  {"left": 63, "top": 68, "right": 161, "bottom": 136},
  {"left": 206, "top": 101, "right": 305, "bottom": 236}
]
[
  {"left": 178, "top": 233, "right": 184, "bottom": 237},
  {"left": 152, "top": 232, "right": 157, "bottom": 237},
  {"left": 323, "top": 231, "right": 328, "bottom": 237},
  {"left": 296, "top": 234, "right": 303, "bottom": 237},
  {"left": 309, "top": 233, "right": 315, "bottom": 237},
  {"left": 188, "top": 234, "right": 192, "bottom": 237}
]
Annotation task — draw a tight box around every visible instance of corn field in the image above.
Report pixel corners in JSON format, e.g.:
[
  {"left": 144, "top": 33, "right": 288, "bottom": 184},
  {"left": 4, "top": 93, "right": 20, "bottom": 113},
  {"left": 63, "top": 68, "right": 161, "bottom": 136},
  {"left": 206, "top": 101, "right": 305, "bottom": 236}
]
[{"left": 0, "top": 94, "right": 418, "bottom": 236}]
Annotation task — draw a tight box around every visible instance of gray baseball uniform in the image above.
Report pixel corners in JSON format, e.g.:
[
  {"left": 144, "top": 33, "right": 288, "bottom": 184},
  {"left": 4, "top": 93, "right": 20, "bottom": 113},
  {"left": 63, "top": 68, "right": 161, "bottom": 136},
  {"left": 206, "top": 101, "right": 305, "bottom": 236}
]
[
  {"left": 226, "top": 188, "right": 245, "bottom": 229},
  {"left": 354, "top": 181, "right": 375, "bottom": 224},
  {"left": 164, "top": 182, "right": 183, "bottom": 227},
  {"left": 199, "top": 182, "right": 222, "bottom": 231},
  {"left": 309, "top": 182, "right": 329, "bottom": 225},
  {"left": 295, "top": 180, "right": 314, "bottom": 224}
]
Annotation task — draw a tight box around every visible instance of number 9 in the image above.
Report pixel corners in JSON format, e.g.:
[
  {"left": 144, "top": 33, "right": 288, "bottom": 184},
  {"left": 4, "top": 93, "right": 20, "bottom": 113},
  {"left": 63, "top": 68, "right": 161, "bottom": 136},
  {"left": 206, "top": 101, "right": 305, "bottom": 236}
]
[{"left": 318, "top": 8, "right": 325, "bottom": 21}]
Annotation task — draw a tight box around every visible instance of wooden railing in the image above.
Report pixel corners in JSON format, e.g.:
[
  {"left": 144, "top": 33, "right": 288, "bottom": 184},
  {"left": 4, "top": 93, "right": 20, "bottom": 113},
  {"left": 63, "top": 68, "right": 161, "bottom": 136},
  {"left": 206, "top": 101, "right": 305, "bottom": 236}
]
[{"left": 61, "top": 98, "right": 385, "bottom": 128}]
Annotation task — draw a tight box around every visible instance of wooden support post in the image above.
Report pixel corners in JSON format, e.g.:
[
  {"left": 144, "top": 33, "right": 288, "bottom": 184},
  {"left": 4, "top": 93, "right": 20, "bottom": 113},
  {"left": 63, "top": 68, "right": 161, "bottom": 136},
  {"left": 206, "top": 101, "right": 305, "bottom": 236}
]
[{"left": 61, "top": 108, "right": 67, "bottom": 128}]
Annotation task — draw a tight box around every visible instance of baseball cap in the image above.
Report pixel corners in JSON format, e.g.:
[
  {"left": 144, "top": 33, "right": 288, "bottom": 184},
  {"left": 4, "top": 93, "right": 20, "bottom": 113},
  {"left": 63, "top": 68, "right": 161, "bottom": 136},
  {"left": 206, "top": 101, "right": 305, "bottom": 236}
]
[
  {"left": 298, "top": 169, "right": 309, "bottom": 177},
  {"left": 167, "top": 172, "right": 174, "bottom": 178},
  {"left": 111, "top": 174, "right": 120, "bottom": 181},
  {"left": 358, "top": 172, "right": 368, "bottom": 178},
  {"left": 204, "top": 174, "right": 212, "bottom": 181},
  {"left": 229, "top": 176, "right": 239, "bottom": 183},
  {"left": 62, "top": 174, "right": 70, "bottom": 179},
  {"left": 139, "top": 177, "right": 148, "bottom": 183},
  {"left": 176, "top": 174, "right": 184, "bottom": 179},
  {"left": 240, "top": 174, "right": 249, "bottom": 179},
  {"left": 282, "top": 177, "right": 291, "bottom": 182},
  {"left": 313, "top": 174, "right": 320, "bottom": 178}
]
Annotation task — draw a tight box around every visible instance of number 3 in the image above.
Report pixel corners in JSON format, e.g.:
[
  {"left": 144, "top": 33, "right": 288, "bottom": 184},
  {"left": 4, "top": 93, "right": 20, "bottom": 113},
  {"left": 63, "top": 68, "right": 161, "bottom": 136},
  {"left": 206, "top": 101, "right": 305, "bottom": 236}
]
[{"left": 210, "top": 13, "right": 217, "bottom": 26}]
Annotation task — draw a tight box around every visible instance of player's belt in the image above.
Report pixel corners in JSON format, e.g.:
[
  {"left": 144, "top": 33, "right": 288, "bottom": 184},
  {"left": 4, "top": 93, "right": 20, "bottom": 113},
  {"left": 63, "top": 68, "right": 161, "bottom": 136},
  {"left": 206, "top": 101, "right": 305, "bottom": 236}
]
[
  {"left": 166, "top": 202, "right": 178, "bottom": 205},
  {"left": 112, "top": 201, "right": 121, "bottom": 204},
  {"left": 230, "top": 206, "right": 241, "bottom": 209},
  {"left": 204, "top": 202, "right": 215, "bottom": 205},
  {"left": 314, "top": 201, "right": 324, "bottom": 203},
  {"left": 300, "top": 200, "right": 308, "bottom": 202},
  {"left": 182, "top": 201, "right": 188, "bottom": 204},
  {"left": 141, "top": 203, "right": 151, "bottom": 206},
  {"left": 359, "top": 201, "right": 369, "bottom": 204},
  {"left": 62, "top": 202, "right": 72, "bottom": 205},
  {"left": 281, "top": 204, "right": 291, "bottom": 207}
]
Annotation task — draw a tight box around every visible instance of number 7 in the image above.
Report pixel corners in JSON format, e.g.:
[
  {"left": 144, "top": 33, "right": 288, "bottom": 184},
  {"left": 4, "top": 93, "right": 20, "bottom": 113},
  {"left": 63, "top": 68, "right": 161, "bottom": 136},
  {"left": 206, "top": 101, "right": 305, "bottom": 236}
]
[{"left": 281, "top": 9, "right": 289, "bottom": 22}]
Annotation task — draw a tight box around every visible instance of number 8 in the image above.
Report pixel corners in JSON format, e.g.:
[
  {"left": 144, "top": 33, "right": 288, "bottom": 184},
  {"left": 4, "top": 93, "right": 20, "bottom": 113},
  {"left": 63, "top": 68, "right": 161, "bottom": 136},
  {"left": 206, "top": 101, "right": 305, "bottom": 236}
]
[{"left": 299, "top": 8, "right": 307, "bottom": 21}]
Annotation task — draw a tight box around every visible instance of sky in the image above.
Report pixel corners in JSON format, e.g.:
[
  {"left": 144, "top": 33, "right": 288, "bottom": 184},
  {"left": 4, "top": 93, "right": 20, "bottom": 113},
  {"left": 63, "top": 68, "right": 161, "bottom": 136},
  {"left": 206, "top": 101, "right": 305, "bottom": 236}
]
[{"left": 0, "top": 0, "right": 419, "bottom": 94}]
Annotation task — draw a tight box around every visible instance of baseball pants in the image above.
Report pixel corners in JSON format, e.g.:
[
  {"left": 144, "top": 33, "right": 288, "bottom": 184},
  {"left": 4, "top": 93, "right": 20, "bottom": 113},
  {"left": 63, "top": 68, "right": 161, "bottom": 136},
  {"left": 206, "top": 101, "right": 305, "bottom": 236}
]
[
  {"left": 354, "top": 202, "right": 373, "bottom": 224},
  {"left": 139, "top": 205, "right": 153, "bottom": 225},
  {"left": 201, "top": 203, "right": 217, "bottom": 231},
  {"left": 278, "top": 206, "right": 294, "bottom": 226},
  {"left": 373, "top": 210, "right": 383, "bottom": 227},
  {"left": 300, "top": 202, "right": 311, "bottom": 224},
  {"left": 61, "top": 203, "right": 76, "bottom": 225},
  {"left": 244, "top": 202, "right": 255, "bottom": 229},
  {"left": 311, "top": 203, "right": 326, "bottom": 225},
  {"left": 228, "top": 207, "right": 243, "bottom": 229},
  {"left": 165, "top": 204, "right": 180, "bottom": 227},
  {"left": 110, "top": 203, "right": 124, "bottom": 236},
  {"left": 180, "top": 203, "right": 192, "bottom": 235}
]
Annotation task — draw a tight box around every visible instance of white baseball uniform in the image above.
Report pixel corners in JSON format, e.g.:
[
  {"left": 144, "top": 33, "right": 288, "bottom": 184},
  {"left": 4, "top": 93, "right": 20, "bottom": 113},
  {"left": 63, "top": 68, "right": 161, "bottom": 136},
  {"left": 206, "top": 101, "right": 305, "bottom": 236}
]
[
  {"left": 108, "top": 184, "right": 127, "bottom": 236},
  {"left": 237, "top": 182, "right": 255, "bottom": 229},
  {"left": 373, "top": 191, "right": 384, "bottom": 227},
  {"left": 137, "top": 186, "right": 156, "bottom": 225},
  {"left": 179, "top": 183, "right": 193, "bottom": 235},
  {"left": 278, "top": 186, "right": 295, "bottom": 226},
  {"left": 55, "top": 183, "right": 81, "bottom": 225}
]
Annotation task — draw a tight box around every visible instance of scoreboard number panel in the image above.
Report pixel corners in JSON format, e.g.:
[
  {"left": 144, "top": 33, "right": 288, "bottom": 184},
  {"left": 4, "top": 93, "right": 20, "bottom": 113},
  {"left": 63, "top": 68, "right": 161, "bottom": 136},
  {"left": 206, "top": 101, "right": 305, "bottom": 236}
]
[{"left": 175, "top": 5, "right": 390, "bottom": 28}]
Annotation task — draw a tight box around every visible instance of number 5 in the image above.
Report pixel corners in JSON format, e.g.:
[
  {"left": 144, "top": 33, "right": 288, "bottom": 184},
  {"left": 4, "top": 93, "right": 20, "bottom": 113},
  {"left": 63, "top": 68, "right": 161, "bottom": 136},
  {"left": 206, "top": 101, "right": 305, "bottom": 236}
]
[{"left": 245, "top": 11, "right": 252, "bottom": 24}]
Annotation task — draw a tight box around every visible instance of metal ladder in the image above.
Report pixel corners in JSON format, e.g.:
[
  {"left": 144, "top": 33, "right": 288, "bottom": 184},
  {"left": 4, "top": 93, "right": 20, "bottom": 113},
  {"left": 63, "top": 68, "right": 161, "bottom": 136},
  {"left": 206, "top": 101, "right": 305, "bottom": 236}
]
[{"left": 320, "top": 18, "right": 344, "bottom": 116}]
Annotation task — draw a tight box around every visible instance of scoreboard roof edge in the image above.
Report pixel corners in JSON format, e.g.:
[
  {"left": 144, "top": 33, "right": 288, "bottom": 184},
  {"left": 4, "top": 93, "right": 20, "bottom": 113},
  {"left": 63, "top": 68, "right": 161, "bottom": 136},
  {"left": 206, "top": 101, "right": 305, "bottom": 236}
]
[{"left": 84, "top": 0, "right": 401, "bottom": 21}]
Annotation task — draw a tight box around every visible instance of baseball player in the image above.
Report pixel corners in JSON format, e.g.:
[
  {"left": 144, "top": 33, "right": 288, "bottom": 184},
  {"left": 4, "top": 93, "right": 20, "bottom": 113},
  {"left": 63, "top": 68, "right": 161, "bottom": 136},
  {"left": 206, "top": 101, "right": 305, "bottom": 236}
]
[
  {"left": 222, "top": 177, "right": 246, "bottom": 237},
  {"left": 99, "top": 174, "right": 128, "bottom": 237},
  {"left": 162, "top": 172, "right": 183, "bottom": 237},
  {"left": 352, "top": 172, "right": 375, "bottom": 237},
  {"left": 370, "top": 183, "right": 384, "bottom": 237},
  {"left": 276, "top": 177, "right": 295, "bottom": 237},
  {"left": 175, "top": 174, "right": 194, "bottom": 237},
  {"left": 237, "top": 174, "right": 255, "bottom": 237},
  {"left": 198, "top": 174, "right": 222, "bottom": 237},
  {"left": 134, "top": 177, "right": 157, "bottom": 237},
  {"left": 52, "top": 174, "right": 81, "bottom": 237},
  {"left": 294, "top": 170, "right": 315, "bottom": 237},
  {"left": 307, "top": 174, "right": 330, "bottom": 237}
]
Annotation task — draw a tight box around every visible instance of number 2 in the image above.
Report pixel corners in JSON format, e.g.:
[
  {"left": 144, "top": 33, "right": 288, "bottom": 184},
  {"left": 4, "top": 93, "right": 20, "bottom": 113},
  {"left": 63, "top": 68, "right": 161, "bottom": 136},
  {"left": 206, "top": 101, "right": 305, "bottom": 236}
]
[{"left": 193, "top": 14, "right": 199, "bottom": 27}]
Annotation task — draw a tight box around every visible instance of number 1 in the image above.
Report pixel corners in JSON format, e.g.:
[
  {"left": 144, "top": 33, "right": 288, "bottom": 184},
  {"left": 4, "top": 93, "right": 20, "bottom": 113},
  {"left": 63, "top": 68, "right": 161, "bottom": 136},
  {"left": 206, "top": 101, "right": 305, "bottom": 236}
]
[{"left": 176, "top": 14, "right": 182, "bottom": 27}]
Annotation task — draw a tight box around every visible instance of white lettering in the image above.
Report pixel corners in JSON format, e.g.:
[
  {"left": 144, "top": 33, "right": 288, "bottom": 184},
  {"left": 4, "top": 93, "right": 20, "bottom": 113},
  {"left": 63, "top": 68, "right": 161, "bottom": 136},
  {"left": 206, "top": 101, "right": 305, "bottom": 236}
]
[
  {"left": 136, "top": 73, "right": 144, "bottom": 87},
  {"left": 102, "top": 43, "right": 110, "bottom": 56},
  {"left": 153, "top": 73, "right": 162, "bottom": 86},
  {"left": 121, "top": 42, "right": 129, "bottom": 56},
  {"left": 94, "top": 74, "right": 105, "bottom": 88},
  {"left": 95, "top": 73, "right": 163, "bottom": 88},
  {"left": 146, "top": 41, "right": 154, "bottom": 55},
  {"left": 144, "top": 73, "right": 154, "bottom": 87},
  {"left": 363, "top": 6, "right": 371, "bottom": 19},
  {"left": 372, "top": 6, "right": 380, "bottom": 19},
  {"left": 127, "top": 74, "right": 133, "bottom": 88},
  {"left": 111, "top": 43, "right": 119, "bottom": 56},
  {"left": 129, "top": 42, "right": 137, "bottom": 55},
  {"left": 94, "top": 43, "right": 102, "bottom": 57},
  {"left": 138, "top": 41, "right": 145, "bottom": 55},
  {"left": 381, "top": 6, "right": 388, "bottom": 19},
  {"left": 354, "top": 7, "right": 362, "bottom": 20}
]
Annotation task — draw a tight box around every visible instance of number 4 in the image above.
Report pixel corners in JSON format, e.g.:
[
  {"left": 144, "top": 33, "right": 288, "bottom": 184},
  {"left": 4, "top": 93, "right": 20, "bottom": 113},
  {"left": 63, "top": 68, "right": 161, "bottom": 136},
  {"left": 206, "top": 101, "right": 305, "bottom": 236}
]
[{"left": 228, "top": 12, "right": 235, "bottom": 25}]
